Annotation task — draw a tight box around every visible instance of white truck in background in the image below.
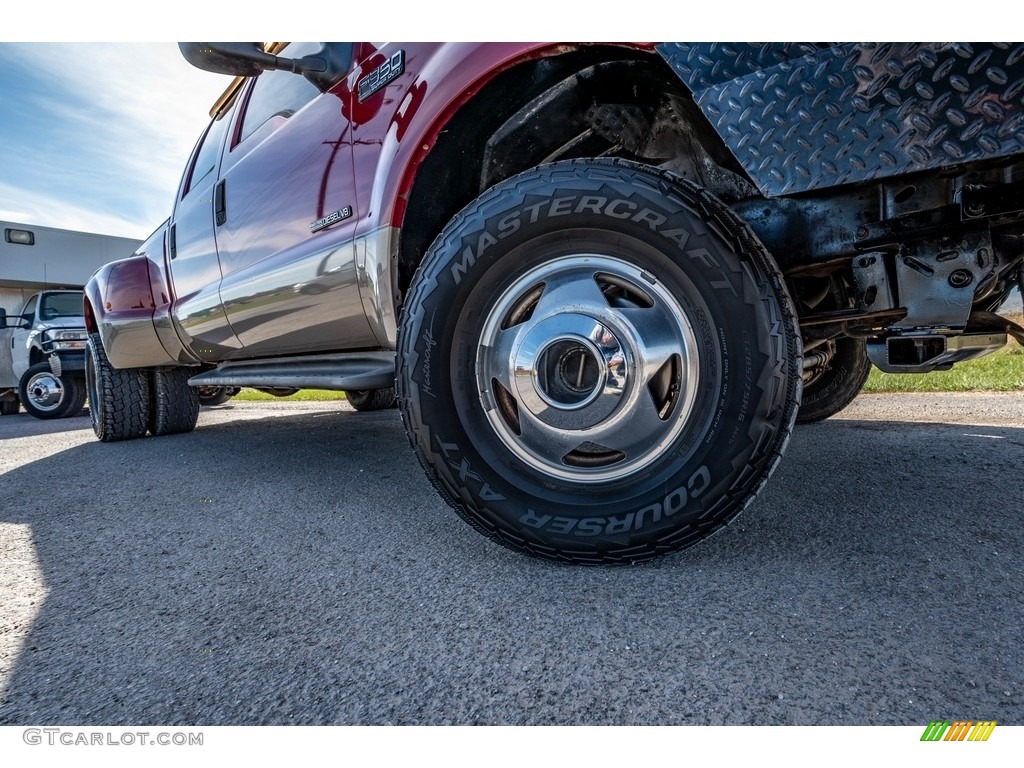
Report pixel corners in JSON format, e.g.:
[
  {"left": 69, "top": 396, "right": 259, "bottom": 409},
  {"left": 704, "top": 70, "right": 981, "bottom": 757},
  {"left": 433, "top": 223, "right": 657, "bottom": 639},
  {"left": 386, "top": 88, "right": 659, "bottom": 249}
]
[
  {"left": 1, "top": 289, "right": 90, "bottom": 418},
  {"left": 0, "top": 221, "right": 141, "bottom": 419}
]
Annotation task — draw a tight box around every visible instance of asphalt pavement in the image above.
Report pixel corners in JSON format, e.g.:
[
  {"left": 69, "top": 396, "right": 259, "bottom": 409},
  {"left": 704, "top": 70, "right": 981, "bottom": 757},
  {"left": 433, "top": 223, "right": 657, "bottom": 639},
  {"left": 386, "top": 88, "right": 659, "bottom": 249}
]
[{"left": 0, "top": 394, "right": 1021, "bottom": 725}]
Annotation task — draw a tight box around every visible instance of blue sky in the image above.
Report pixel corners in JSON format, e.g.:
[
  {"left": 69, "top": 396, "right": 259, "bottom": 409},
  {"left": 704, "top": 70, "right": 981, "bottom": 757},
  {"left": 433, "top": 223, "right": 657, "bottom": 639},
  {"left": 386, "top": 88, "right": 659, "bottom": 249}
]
[{"left": 0, "top": 43, "right": 236, "bottom": 239}]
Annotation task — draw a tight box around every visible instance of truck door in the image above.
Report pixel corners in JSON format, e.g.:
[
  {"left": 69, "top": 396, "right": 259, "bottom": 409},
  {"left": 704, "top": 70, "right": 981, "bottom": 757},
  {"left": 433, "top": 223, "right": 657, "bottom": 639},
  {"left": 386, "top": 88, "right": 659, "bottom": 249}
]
[
  {"left": 211, "top": 42, "right": 376, "bottom": 357},
  {"left": 9, "top": 293, "right": 36, "bottom": 380},
  {"left": 167, "top": 111, "right": 243, "bottom": 361}
]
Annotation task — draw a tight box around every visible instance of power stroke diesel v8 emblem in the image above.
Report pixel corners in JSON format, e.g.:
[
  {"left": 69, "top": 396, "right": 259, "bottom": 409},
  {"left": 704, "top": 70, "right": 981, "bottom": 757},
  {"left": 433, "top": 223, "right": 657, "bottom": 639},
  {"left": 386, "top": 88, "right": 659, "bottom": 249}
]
[
  {"left": 309, "top": 207, "right": 352, "bottom": 233},
  {"left": 357, "top": 49, "right": 405, "bottom": 101}
]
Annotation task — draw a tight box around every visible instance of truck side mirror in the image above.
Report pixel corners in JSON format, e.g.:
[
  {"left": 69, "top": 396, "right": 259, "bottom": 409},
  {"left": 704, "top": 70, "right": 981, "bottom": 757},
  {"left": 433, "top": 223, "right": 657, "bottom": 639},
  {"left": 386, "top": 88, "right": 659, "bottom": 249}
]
[
  {"left": 0, "top": 309, "right": 21, "bottom": 329},
  {"left": 0, "top": 312, "right": 30, "bottom": 330},
  {"left": 179, "top": 43, "right": 278, "bottom": 77},
  {"left": 179, "top": 43, "right": 351, "bottom": 92}
]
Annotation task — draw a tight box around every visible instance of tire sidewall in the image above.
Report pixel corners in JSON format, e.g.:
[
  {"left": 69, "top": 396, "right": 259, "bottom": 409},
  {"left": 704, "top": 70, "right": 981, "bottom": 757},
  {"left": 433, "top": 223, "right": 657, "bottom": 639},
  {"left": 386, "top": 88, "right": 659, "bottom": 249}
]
[
  {"left": 85, "top": 336, "right": 104, "bottom": 435},
  {"left": 797, "top": 337, "right": 871, "bottom": 424},
  {"left": 346, "top": 390, "right": 371, "bottom": 408}
]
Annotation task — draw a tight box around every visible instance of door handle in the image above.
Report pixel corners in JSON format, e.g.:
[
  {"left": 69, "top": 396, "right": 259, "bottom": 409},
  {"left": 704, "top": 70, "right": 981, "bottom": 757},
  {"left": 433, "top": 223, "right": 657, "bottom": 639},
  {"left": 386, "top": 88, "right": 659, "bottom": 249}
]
[
  {"left": 215, "top": 180, "right": 227, "bottom": 226},
  {"left": 169, "top": 223, "right": 177, "bottom": 260}
]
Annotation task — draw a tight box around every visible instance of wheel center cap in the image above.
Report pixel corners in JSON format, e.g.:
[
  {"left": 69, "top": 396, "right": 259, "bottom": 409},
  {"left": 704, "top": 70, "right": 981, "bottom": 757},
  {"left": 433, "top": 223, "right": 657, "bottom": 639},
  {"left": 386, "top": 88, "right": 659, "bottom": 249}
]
[
  {"left": 534, "top": 337, "right": 605, "bottom": 409},
  {"left": 511, "top": 313, "right": 627, "bottom": 427},
  {"left": 28, "top": 374, "right": 63, "bottom": 408}
]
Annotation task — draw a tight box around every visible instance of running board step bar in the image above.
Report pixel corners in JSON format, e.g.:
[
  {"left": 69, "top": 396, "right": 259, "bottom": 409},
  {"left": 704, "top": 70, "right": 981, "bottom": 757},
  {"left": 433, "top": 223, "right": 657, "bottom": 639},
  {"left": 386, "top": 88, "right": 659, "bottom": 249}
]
[{"left": 187, "top": 351, "right": 395, "bottom": 391}]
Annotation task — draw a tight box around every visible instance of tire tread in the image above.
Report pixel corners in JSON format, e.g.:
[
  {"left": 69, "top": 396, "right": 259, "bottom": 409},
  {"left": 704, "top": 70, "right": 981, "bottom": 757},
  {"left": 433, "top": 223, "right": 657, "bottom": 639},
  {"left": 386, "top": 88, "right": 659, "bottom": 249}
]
[
  {"left": 87, "top": 331, "right": 150, "bottom": 442},
  {"left": 150, "top": 367, "right": 200, "bottom": 436}
]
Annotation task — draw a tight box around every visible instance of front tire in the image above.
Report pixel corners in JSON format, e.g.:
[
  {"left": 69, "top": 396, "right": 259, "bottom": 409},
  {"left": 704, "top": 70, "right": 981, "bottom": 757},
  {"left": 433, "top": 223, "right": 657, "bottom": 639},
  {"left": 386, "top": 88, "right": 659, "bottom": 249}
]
[
  {"left": 18, "top": 363, "right": 83, "bottom": 419},
  {"left": 86, "top": 331, "right": 150, "bottom": 441},
  {"left": 397, "top": 159, "right": 801, "bottom": 563}
]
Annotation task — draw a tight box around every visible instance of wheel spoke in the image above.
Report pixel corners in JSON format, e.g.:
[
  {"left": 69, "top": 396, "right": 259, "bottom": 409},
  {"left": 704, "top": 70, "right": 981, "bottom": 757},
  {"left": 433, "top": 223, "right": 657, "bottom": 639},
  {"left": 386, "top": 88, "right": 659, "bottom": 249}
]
[
  {"left": 478, "top": 326, "right": 521, "bottom": 392},
  {"left": 588, "top": 390, "right": 668, "bottom": 460},
  {"left": 516, "top": 407, "right": 587, "bottom": 464},
  {"left": 531, "top": 269, "right": 609, "bottom": 320},
  {"left": 617, "top": 305, "right": 687, "bottom": 377}
]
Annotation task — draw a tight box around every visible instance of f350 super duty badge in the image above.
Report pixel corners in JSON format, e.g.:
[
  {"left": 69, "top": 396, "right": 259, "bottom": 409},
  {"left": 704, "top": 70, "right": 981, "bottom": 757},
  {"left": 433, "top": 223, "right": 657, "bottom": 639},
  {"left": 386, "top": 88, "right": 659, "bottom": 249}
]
[
  {"left": 310, "top": 207, "right": 352, "bottom": 233},
  {"left": 357, "top": 49, "right": 405, "bottom": 102}
]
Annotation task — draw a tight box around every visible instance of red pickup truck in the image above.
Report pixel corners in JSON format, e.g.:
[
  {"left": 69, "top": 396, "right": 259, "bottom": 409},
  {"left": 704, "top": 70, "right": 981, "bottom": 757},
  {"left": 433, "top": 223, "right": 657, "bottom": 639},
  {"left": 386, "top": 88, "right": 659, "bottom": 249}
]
[{"left": 85, "top": 42, "right": 1024, "bottom": 562}]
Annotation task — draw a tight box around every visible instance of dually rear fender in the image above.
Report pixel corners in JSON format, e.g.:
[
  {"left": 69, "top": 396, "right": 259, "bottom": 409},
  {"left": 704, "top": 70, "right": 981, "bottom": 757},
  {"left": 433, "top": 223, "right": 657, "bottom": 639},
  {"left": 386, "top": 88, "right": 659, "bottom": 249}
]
[{"left": 84, "top": 223, "right": 199, "bottom": 369}]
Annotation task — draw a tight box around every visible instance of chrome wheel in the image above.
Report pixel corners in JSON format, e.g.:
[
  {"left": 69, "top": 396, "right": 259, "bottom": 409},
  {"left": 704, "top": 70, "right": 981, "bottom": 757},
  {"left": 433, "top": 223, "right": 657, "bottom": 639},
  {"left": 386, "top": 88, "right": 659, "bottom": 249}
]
[
  {"left": 25, "top": 371, "right": 65, "bottom": 413},
  {"left": 476, "top": 254, "right": 700, "bottom": 482}
]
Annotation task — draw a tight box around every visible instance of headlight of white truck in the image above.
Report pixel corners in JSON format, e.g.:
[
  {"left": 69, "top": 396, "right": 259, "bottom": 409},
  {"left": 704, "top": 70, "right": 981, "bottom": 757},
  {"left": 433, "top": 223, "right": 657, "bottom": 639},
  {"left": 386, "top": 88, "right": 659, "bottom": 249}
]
[{"left": 48, "top": 330, "right": 88, "bottom": 349}]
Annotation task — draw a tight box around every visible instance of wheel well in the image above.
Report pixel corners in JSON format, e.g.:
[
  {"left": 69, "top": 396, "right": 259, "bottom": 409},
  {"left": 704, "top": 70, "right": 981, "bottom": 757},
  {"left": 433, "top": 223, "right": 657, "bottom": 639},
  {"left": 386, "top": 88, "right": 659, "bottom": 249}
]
[
  {"left": 83, "top": 298, "right": 96, "bottom": 333},
  {"left": 29, "top": 346, "right": 44, "bottom": 366},
  {"left": 396, "top": 46, "right": 751, "bottom": 301}
]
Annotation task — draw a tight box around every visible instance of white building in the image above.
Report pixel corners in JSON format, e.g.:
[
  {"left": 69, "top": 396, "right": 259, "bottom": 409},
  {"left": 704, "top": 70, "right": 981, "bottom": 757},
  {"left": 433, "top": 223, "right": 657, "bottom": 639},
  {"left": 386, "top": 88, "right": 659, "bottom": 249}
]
[{"left": 0, "top": 220, "right": 141, "bottom": 315}]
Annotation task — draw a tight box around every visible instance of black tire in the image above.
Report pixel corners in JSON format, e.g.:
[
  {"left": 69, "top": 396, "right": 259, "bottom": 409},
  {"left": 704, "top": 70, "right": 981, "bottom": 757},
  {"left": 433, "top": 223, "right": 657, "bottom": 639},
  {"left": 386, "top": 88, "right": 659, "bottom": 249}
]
[
  {"left": 345, "top": 387, "right": 397, "bottom": 411},
  {"left": 797, "top": 337, "right": 872, "bottom": 424},
  {"left": 0, "top": 397, "right": 20, "bottom": 416},
  {"left": 150, "top": 368, "right": 200, "bottom": 436},
  {"left": 397, "top": 159, "right": 802, "bottom": 563},
  {"left": 257, "top": 387, "right": 299, "bottom": 397},
  {"left": 63, "top": 376, "right": 88, "bottom": 416},
  {"left": 196, "top": 387, "right": 234, "bottom": 407},
  {"left": 85, "top": 331, "right": 150, "bottom": 441},
  {"left": 18, "top": 362, "right": 82, "bottom": 419}
]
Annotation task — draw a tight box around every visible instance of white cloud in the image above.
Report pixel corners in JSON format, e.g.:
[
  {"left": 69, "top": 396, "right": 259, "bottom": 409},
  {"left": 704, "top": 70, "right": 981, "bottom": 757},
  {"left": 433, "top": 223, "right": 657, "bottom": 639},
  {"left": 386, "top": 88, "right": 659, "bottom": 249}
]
[
  {"left": 0, "top": 43, "right": 234, "bottom": 238},
  {"left": 0, "top": 180, "right": 147, "bottom": 239}
]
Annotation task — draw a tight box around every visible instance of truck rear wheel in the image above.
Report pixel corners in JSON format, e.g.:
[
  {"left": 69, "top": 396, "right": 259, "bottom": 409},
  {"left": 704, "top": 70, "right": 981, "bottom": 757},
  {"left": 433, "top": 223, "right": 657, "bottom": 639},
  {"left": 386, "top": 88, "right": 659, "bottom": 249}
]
[
  {"left": 150, "top": 368, "right": 200, "bottom": 436},
  {"left": 63, "top": 376, "right": 87, "bottom": 417},
  {"left": 196, "top": 386, "right": 236, "bottom": 407},
  {"left": 258, "top": 387, "right": 299, "bottom": 397},
  {"left": 85, "top": 331, "right": 151, "bottom": 441},
  {"left": 345, "top": 388, "right": 397, "bottom": 411},
  {"left": 397, "top": 159, "right": 802, "bottom": 563},
  {"left": 18, "top": 363, "right": 84, "bottom": 420},
  {"left": 797, "top": 337, "right": 871, "bottom": 424}
]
